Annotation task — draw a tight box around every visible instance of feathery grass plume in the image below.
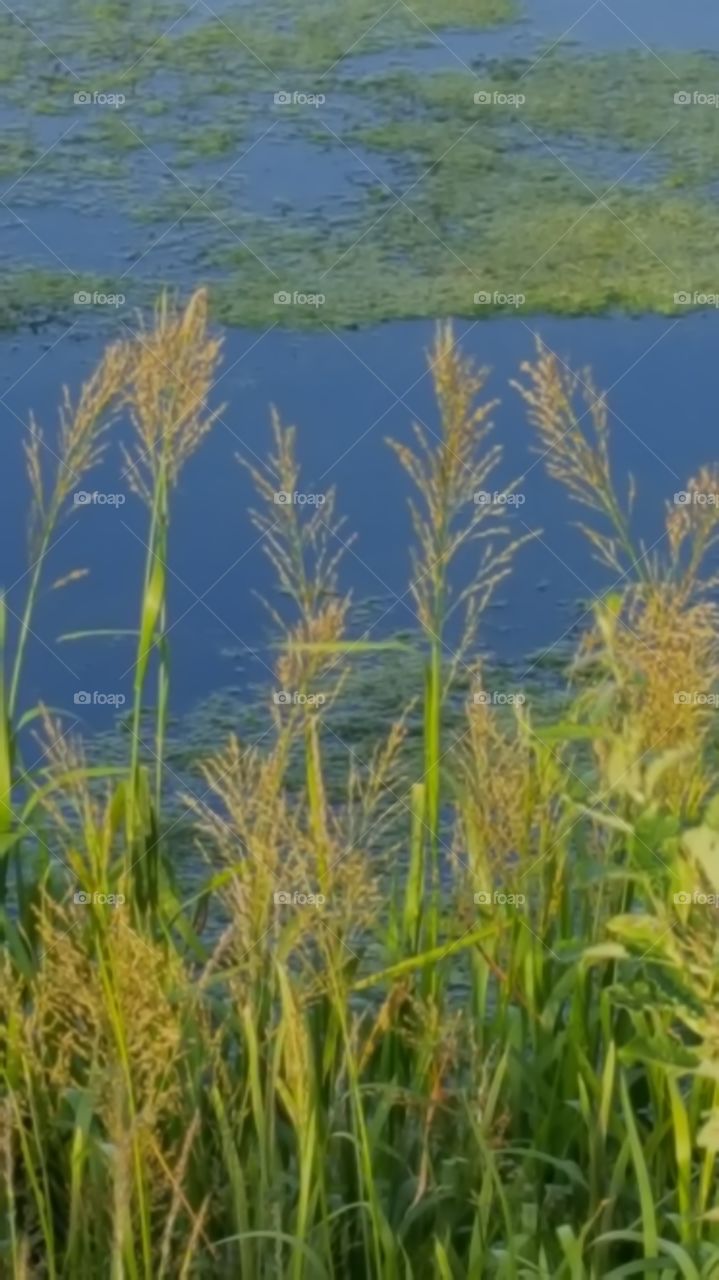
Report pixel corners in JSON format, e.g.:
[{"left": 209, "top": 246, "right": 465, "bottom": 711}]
[
  {"left": 344, "top": 710, "right": 409, "bottom": 852},
  {"left": 121, "top": 287, "right": 224, "bottom": 502},
  {"left": 11, "top": 338, "right": 131, "bottom": 725},
  {"left": 1, "top": 344, "right": 130, "bottom": 913},
  {"left": 241, "top": 407, "right": 350, "bottom": 676},
  {"left": 10, "top": 314, "right": 719, "bottom": 1273},
  {"left": 8, "top": 895, "right": 192, "bottom": 1270},
  {"left": 24, "top": 337, "right": 132, "bottom": 559},
  {"left": 241, "top": 411, "right": 353, "bottom": 889},
  {"left": 28, "top": 709, "right": 124, "bottom": 902},
  {"left": 512, "top": 336, "right": 644, "bottom": 578},
  {"left": 27, "top": 898, "right": 185, "bottom": 1121},
  {"left": 388, "top": 322, "right": 527, "bottom": 676},
  {"left": 244, "top": 415, "right": 414, "bottom": 942},
  {"left": 578, "top": 586, "right": 719, "bottom": 813},
  {"left": 453, "top": 688, "right": 539, "bottom": 874},
  {"left": 515, "top": 346, "right": 719, "bottom": 603},
  {"left": 388, "top": 323, "right": 529, "bottom": 964},
  {"left": 665, "top": 465, "right": 719, "bottom": 598},
  {"left": 449, "top": 687, "right": 571, "bottom": 1006},
  {"left": 187, "top": 733, "right": 379, "bottom": 984},
  {"left": 121, "top": 290, "right": 223, "bottom": 891},
  {"left": 515, "top": 341, "right": 719, "bottom": 811},
  {"left": 186, "top": 732, "right": 297, "bottom": 964}
]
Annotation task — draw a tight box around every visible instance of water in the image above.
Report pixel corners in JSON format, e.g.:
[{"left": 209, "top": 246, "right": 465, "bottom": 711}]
[
  {"left": 2, "top": 309, "right": 716, "bottom": 724},
  {"left": 1, "top": 0, "right": 718, "bottom": 728}
]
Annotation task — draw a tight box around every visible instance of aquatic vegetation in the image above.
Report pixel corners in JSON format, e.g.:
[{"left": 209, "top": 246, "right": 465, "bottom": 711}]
[
  {"left": 3, "top": 6, "right": 719, "bottom": 329},
  {"left": 1, "top": 298, "right": 719, "bottom": 1274}
]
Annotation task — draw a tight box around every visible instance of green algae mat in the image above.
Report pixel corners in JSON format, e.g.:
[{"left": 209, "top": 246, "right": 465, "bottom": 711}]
[{"left": 2, "top": 0, "right": 719, "bottom": 328}]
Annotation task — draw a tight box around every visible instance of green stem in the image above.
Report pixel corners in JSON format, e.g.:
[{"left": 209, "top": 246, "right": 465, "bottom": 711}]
[
  {"left": 126, "top": 467, "right": 167, "bottom": 907},
  {"left": 8, "top": 527, "right": 52, "bottom": 721}
]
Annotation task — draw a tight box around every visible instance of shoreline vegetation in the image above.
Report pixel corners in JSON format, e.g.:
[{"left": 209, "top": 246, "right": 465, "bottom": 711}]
[{"left": 3, "top": 290, "right": 719, "bottom": 1274}]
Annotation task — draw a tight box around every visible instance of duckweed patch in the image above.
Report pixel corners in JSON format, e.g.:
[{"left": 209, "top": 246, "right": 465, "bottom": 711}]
[
  {"left": 0, "top": 270, "right": 102, "bottom": 330},
  {"left": 3, "top": 4, "right": 719, "bottom": 328}
]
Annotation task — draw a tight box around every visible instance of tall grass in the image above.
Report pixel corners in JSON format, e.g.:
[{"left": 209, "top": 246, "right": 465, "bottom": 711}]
[{"left": 1, "top": 298, "right": 719, "bottom": 1277}]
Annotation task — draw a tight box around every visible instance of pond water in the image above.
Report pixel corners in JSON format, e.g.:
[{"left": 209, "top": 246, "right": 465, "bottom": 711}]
[
  {"left": 1, "top": 0, "right": 718, "bottom": 730},
  {"left": 3, "top": 309, "right": 717, "bottom": 725}
]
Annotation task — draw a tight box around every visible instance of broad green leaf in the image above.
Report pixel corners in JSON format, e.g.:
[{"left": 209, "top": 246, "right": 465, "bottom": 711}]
[
  {"left": 682, "top": 824, "right": 719, "bottom": 895},
  {"left": 620, "top": 1073, "right": 658, "bottom": 1258},
  {"left": 697, "top": 1110, "right": 719, "bottom": 1153},
  {"left": 581, "top": 942, "right": 629, "bottom": 965}
]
